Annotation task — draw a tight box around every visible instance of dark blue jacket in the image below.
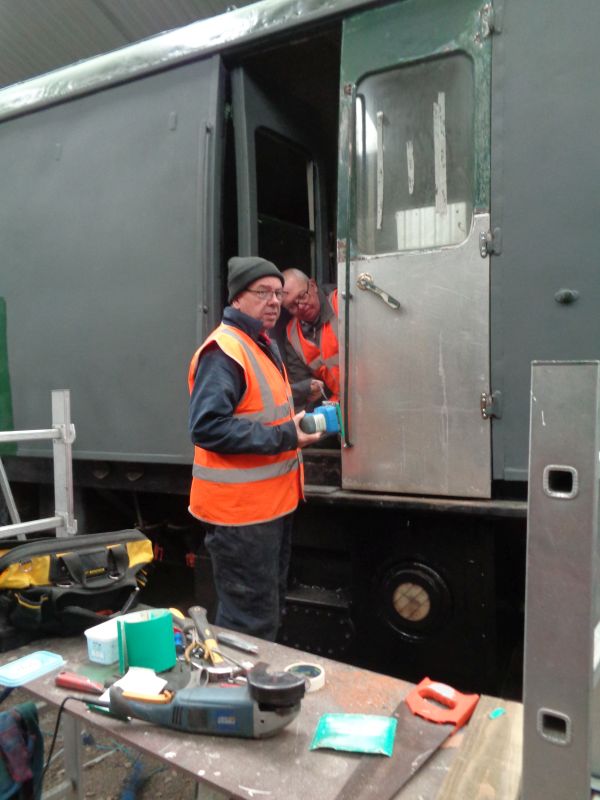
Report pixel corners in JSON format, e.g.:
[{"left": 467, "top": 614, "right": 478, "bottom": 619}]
[{"left": 189, "top": 307, "right": 298, "bottom": 455}]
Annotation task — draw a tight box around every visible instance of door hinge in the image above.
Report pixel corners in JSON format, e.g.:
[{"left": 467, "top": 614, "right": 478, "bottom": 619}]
[
  {"left": 478, "top": 3, "right": 499, "bottom": 39},
  {"left": 479, "top": 227, "right": 502, "bottom": 257},
  {"left": 481, "top": 390, "right": 502, "bottom": 420}
]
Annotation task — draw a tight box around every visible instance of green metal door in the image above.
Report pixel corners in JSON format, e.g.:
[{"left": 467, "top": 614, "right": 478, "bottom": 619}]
[{"left": 338, "top": 0, "right": 493, "bottom": 497}]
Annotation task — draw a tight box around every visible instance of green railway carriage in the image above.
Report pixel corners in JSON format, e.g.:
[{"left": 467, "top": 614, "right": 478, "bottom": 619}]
[{"left": 1, "top": 0, "right": 598, "bottom": 692}]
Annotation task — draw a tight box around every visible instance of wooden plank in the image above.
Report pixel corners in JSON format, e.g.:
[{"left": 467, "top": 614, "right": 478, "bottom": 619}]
[{"left": 435, "top": 696, "right": 522, "bottom": 799}]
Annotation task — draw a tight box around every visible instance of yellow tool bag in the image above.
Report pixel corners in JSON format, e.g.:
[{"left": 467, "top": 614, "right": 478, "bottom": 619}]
[{"left": 0, "top": 529, "right": 153, "bottom": 650}]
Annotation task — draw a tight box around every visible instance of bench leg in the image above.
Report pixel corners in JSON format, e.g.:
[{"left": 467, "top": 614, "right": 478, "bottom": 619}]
[{"left": 61, "top": 714, "right": 83, "bottom": 800}]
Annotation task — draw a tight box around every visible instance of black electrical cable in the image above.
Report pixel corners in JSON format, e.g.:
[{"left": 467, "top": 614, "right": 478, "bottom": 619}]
[
  {"left": 0, "top": 686, "right": 15, "bottom": 705},
  {"left": 41, "top": 693, "right": 158, "bottom": 796},
  {"left": 41, "top": 694, "right": 87, "bottom": 781}
]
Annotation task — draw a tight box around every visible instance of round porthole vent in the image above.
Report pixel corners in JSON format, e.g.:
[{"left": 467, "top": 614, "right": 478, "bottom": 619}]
[
  {"left": 377, "top": 561, "right": 452, "bottom": 640},
  {"left": 392, "top": 581, "right": 431, "bottom": 623}
]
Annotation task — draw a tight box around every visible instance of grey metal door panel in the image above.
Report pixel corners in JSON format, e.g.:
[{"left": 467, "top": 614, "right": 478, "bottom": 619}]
[
  {"left": 1, "top": 56, "right": 223, "bottom": 463},
  {"left": 340, "top": 214, "right": 491, "bottom": 497}
]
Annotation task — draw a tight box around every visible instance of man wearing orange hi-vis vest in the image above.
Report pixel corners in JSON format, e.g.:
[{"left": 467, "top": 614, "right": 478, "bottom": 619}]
[
  {"left": 281, "top": 268, "right": 339, "bottom": 412},
  {"left": 188, "top": 257, "right": 322, "bottom": 641}
]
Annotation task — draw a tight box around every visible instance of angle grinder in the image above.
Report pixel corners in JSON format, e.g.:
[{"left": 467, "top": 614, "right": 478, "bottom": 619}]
[{"left": 108, "top": 661, "right": 305, "bottom": 738}]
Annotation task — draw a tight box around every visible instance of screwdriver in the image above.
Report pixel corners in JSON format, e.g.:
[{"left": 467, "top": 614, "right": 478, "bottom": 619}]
[{"left": 55, "top": 671, "right": 105, "bottom": 695}]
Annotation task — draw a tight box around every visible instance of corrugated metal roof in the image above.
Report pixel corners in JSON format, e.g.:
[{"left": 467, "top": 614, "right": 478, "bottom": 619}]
[{"left": 0, "top": 0, "right": 256, "bottom": 88}]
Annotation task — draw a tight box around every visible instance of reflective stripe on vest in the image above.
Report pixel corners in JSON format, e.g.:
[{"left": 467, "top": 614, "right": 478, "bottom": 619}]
[
  {"left": 288, "top": 325, "right": 339, "bottom": 371},
  {"left": 192, "top": 455, "right": 300, "bottom": 484},
  {"left": 221, "top": 328, "right": 292, "bottom": 422}
]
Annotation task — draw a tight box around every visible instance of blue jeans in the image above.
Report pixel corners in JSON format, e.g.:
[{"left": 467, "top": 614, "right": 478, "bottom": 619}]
[{"left": 204, "top": 513, "right": 293, "bottom": 641}]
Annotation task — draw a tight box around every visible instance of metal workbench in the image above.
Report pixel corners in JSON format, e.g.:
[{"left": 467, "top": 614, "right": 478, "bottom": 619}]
[{"left": 7, "top": 632, "right": 522, "bottom": 799}]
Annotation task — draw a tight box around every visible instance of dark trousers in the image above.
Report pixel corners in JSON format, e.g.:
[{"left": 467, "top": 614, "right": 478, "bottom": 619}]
[{"left": 204, "top": 513, "right": 293, "bottom": 642}]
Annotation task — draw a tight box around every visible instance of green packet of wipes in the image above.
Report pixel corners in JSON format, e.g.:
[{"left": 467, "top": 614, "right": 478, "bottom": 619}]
[{"left": 310, "top": 713, "right": 397, "bottom": 756}]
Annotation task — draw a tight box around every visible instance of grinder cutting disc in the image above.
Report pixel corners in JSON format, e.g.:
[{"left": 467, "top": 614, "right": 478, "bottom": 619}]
[
  {"left": 334, "top": 677, "right": 479, "bottom": 800},
  {"left": 247, "top": 662, "right": 306, "bottom": 707}
]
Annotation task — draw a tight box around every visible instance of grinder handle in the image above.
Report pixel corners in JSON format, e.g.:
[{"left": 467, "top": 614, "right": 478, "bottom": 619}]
[{"left": 188, "top": 605, "right": 225, "bottom": 666}]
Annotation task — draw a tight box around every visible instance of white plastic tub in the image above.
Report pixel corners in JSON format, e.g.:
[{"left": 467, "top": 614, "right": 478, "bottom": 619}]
[{"left": 84, "top": 618, "right": 119, "bottom": 664}]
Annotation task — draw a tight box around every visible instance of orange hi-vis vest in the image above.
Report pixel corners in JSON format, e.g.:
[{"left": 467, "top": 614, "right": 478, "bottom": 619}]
[
  {"left": 286, "top": 289, "right": 339, "bottom": 402},
  {"left": 188, "top": 323, "right": 303, "bottom": 526}
]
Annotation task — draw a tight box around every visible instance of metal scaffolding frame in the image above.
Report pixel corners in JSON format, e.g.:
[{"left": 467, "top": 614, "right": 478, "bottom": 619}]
[{"left": 0, "top": 389, "right": 77, "bottom": 540}]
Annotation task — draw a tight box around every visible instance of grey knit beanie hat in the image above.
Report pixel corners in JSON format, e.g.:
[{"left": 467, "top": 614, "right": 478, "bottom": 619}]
[{"left": 227, "top": 256, "right": 284, "bottom": 303}]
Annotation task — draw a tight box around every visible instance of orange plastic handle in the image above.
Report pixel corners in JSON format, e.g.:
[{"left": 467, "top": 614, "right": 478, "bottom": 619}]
[
  {"left": 405, "top": 677, "right": 480, "bottom": 730},
  {"left": 121, "top": 690, "right": 174, "bottom": 705}
]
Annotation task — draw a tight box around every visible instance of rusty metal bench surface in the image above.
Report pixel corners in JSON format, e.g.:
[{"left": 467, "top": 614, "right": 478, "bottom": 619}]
[{"left": 10, "top": 633, "right": 522, "bottom": 800}]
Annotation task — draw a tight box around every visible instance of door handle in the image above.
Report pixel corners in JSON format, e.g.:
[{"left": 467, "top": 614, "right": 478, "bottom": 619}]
[{"left": 356, "top": 273, "right": 401, "bottom": 310}]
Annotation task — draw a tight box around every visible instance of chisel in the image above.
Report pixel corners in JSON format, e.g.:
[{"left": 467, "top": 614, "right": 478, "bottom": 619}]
[{"left": 217, "top": 631, "right": 259, "bottom": 655}]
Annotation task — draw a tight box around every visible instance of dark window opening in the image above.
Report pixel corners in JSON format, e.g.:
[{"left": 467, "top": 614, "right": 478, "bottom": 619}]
[
  {"left": 256, "top": 129, "right": 314, "bottom": 273},
  {"left": 256, "top": 129, "right": 310, "bottom": 228},
  {"left": 227, "top": 24, "right": 341, "bottom": 283}
]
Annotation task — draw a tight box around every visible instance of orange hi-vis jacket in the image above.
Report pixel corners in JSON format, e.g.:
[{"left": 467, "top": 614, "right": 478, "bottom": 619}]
[
  {"left": 188, "top": 323, "right": 303, "bottom": 526},
  {"left": 286, "top": 289, "right": 340, "bottom": 402}
]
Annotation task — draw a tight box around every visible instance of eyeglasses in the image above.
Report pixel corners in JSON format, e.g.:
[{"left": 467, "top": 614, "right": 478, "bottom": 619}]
[
  {"left": 284, "top": 283, "right": 311, "bottom": 309},
  {"left": 245, "top": 287, "right": 284, "bottom": 301}
]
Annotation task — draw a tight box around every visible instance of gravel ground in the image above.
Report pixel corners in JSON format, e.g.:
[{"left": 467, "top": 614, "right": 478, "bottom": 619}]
[{"left": 7, "top": 687, "right": 199, "bottom": 799}]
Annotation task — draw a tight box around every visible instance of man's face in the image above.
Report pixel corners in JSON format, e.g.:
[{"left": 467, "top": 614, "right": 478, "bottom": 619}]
[
  {"left": 232, "top": 276, "right": 283, "bottom": 330},
  {"left": 283, "top": 275, "right": 320, "bottom": 323}
]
